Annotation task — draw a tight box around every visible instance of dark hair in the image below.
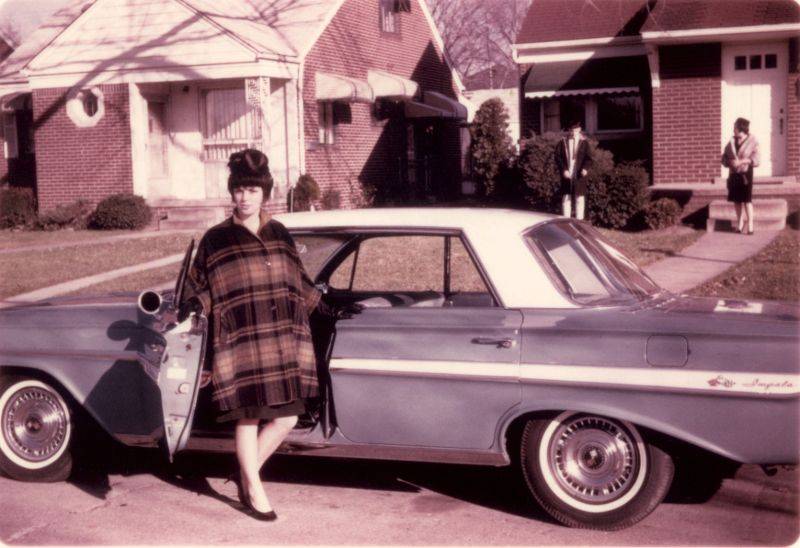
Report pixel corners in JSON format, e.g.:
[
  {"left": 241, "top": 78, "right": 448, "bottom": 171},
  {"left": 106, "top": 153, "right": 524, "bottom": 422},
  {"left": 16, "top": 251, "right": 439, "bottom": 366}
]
[
  {"left": 566, "top": 118, "right": 582, "bottom": 130},
  {"left": 734, "top": 117, "right": 750, "bottom": 134},
  {"left": 227, "top": 148, "right": 273, "bottom": 198}
]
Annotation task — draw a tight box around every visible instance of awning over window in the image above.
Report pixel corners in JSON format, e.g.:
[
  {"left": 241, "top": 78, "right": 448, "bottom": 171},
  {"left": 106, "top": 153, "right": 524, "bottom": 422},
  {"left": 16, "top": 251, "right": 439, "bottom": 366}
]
[
  {"left": 315, "top": 72, "right": 373, "bottom": 103},
  {"left": 367, "top": 70, "right": 418, "bottom": 99},
  {"left": 405, "top": 91, "right": 468, "bottom": 119},
  {"left": 524, "top": 56, "right": 649, "bottom": 99}
]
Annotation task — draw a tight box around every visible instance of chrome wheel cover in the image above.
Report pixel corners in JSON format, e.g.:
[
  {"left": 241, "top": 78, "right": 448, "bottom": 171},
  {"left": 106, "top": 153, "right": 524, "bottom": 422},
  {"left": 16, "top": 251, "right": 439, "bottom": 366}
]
[
  {"left": 539, "top": 412, "right": 647, "bottom": 513},
  {"left": 0, "top": 381, "right": 71, "bottom": 469}
]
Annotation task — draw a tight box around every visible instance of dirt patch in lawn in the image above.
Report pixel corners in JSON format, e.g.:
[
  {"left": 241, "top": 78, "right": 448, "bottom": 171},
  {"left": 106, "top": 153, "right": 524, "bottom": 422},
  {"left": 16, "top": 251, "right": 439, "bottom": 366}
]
[{"left": 690, "top": 228, "right": 799, "bottom": 302}]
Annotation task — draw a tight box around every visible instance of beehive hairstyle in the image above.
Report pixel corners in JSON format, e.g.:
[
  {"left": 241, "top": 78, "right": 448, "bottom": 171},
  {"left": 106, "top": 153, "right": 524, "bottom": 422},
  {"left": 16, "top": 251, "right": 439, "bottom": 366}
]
[
  {"left": 227, "top": 148, "right": 273, "bottom": 198},
  {"left": 734, "top": 117, "right": 750, "bottom": 134}
]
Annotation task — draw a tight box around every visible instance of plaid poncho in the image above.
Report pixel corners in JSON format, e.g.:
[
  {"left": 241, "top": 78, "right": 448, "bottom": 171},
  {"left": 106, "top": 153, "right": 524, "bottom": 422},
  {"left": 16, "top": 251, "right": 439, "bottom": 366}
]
[{"left": 185, "top": 214, "right": 321, "bottom": 412}]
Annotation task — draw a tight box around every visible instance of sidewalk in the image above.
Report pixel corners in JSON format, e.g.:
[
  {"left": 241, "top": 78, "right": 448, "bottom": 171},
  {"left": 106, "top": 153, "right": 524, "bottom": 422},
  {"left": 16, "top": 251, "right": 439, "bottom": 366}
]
[
  {"left": 643, "top": 229, "right": 780, "bottom": 293},
  {"left": 0, "top": 229, "right": 195, "bottom": 255}
]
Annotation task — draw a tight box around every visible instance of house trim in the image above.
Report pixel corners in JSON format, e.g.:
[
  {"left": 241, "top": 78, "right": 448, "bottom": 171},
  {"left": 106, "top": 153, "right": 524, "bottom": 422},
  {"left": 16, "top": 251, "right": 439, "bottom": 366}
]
[
  {"left": 526, "top": 86, "right": 638, "bottom": 99},
  {"left": 25, "top": 59, "right": 299, "bottom": 89},
  {"left": 415, "top": 0, "right": 466, "bottom": 94},
  {"left": 513, "top": 35, "right": 642, "bottom": 53},
  {"left": 641, "top": 23, "right": 800, "bottom": 44},
  {"left": 515, "top": 45, "right": 647, "bottom": 64}
]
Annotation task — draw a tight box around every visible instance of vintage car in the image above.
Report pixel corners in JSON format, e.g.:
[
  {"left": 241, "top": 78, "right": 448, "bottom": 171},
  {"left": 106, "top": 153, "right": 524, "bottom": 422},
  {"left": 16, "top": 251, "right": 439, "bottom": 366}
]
[{"left": 0, "top": 208, "right": 797, "bottom": 530}]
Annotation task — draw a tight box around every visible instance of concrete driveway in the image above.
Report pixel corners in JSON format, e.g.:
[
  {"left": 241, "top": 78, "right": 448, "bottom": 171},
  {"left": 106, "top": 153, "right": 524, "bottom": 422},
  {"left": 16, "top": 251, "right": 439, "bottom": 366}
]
[{"left": 1, "top": 445, "right": 797, "bottom": 545}]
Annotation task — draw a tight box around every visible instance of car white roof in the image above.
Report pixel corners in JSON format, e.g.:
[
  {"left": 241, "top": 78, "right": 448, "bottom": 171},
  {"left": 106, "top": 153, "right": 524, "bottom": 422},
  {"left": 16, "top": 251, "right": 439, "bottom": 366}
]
[
  {"left": 275, "top": 207, "right": 574, "bottom": 309},
  {"left": 275, "top": 207, "right": 555, "bottom": 232}
]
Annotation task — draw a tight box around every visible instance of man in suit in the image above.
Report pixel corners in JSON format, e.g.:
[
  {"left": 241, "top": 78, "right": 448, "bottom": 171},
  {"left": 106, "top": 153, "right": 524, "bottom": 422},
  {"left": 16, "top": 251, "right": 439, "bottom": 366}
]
[{"left": 554, "top": 119, "right": 592, "bottom": 220}]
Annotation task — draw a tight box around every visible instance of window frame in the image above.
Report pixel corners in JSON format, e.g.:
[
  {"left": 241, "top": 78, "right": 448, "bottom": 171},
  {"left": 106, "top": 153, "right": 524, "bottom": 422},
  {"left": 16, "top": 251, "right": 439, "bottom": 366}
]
[
  {"left": 292, "top": 228, "right": 501, "bottom": 307},
  {"left": 539, "top": 93, "right": 643, "bottom": 136},
  {"left": 318, "top": 101, "right": 335, "bottom": 145},
  {"left": 379, "top": 0, "right": 399, "bottom": 34}
]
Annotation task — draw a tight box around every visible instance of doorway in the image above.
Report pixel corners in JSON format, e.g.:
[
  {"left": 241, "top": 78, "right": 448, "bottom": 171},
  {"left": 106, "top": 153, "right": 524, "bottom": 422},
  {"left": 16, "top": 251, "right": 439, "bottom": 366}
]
[{"left": 722, "top": 42, "right": 788, "bottom": 177}]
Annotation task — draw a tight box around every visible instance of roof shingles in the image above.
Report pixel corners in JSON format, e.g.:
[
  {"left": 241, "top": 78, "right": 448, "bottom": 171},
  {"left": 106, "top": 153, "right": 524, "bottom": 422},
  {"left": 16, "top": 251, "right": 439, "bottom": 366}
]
[{"left": 516, "top": 0, "right": 800, "bottom": 45}]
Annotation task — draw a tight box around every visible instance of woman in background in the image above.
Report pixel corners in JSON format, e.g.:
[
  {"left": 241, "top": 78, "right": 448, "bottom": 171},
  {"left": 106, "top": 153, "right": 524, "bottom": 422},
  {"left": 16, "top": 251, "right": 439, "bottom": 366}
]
[{"left": 722, "top": 117, "right": 759, "bottom": 234}]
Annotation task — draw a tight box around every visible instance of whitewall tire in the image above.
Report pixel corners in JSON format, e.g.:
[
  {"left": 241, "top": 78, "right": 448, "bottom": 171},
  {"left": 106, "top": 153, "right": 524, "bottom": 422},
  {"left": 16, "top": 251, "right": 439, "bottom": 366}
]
[
  {"left": 520, "top": 411, "right": 674, "bottom": 530},
  {"left": 0, "top": 377, "right": 73, "bottom": 482}
]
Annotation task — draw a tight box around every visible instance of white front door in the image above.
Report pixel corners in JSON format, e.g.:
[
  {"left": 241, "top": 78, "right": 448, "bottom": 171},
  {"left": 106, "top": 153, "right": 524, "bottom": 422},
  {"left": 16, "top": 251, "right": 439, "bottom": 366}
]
[{"left": 722, "top": 42, "right": 788, "bottom": 177}]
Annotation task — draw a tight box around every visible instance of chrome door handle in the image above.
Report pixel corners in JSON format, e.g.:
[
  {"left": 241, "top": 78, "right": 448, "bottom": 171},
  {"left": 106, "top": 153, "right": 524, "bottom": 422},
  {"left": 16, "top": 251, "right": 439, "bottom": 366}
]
[{"left": 471, "top": 337, "right": 515, "bottom": 349}]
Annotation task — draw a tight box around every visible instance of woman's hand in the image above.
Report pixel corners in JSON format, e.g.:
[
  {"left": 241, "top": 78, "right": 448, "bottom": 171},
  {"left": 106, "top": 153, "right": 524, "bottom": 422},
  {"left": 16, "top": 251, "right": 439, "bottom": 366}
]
[{"left": 562, "top": 170, "right": 570, "bottom": 179}]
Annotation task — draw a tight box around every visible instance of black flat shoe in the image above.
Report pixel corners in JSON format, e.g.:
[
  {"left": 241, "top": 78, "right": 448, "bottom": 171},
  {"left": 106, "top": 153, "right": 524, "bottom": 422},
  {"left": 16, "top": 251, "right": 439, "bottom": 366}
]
[{"left": 230, "top": 473, "right": 278, "bottom": 521}]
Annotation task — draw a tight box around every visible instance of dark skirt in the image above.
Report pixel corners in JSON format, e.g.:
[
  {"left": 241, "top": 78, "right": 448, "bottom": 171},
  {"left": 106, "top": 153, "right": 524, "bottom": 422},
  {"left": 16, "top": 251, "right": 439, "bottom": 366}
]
[
  {"left": 727, "top": 168, "right": 753, "bottom": 203},
  {"left": 216, "top": 398, "right": 306, "bottom": 423}
]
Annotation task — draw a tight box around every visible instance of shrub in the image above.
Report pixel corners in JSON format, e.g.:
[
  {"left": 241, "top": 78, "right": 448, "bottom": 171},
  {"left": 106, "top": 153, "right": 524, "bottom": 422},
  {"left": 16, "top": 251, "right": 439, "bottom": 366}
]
[
  {"left": 320, "top": 188, "right": 341, "bottom": 210},
  {"left": 643, "top": 197, "right": 683, "bottom": 230},
  {"left": 290, "top": 174, "right": 320, "bottom": 211},
  {"left": 519, "top": 134, "right": 614, "bottom": 214},
  {"left": 89, "top": 194, "right": 152, "bottom": 230},
  {"left": 469, "top": 98, "right": 515, "bottom": 198},
  {"left": 35, "top": 199, "right": 93, "bottom": 230},
  {"left": 586, "top": 161, "right": 649, "bottom": 229},
  {"left": 0, "top": 187, "right": 35, "bottom": 228}
]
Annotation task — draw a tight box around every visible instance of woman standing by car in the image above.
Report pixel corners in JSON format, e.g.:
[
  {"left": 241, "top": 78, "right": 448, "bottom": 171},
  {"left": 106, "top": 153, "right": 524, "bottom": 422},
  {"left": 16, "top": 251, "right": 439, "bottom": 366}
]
[
  {"left": 182, "top": 149, "right": 323, "bottom": 521},
  {"left": 722, "top": 117, "right": 760, "bottom": 234}
]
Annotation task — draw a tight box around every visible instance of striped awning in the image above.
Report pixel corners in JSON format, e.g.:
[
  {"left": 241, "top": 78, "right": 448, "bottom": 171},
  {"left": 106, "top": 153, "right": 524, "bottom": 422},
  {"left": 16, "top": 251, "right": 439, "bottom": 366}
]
[
  {"left": 404, "top": 91, "right": 467, "bottom": 120},
  {"left": 367, "top": 70, "right": 418, "bottom": 99},
  {"left": 524, "top": 56, "right": 648, "bottom": 99},
  {"left": 315, "top": 72, "right": 373, "bottom": 103}
]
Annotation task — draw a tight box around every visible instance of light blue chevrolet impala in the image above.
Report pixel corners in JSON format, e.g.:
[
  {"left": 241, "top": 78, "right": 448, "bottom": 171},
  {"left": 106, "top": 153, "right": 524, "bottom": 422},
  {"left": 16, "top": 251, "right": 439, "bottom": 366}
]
[{"left": 0, "top": 208, "right": 797, "bottom": 530}]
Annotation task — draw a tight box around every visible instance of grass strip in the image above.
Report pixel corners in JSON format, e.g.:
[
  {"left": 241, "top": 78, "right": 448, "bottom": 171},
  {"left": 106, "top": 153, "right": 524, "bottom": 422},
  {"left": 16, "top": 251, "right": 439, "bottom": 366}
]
[
  {"left": 690, "top": 228, "right": 799, "bottom": 302},
  {"left": 597, "top": 225, "right": 704, "bottom": 267}
]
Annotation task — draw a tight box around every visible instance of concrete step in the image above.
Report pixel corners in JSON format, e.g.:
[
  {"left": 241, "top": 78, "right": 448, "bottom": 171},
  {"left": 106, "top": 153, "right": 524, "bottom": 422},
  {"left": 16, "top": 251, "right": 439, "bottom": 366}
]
[
  {"left": 706, "top": 198, "right": 787, "bottom": 232},
  {"left": 164, "top": 207, "right": 222, "bottom": 222},
  {"left": 712, "top": 175, "right": 797, "bottom": 185}
]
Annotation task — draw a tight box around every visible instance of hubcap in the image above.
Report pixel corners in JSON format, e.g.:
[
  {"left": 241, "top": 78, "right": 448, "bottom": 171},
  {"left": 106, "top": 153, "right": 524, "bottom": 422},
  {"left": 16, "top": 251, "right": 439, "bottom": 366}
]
[
  {"left": 2, "top": 385, "right": 69, "bottom": 464},
  {"left": 547, "top": 415, "right": 640, "bottom": 505}
]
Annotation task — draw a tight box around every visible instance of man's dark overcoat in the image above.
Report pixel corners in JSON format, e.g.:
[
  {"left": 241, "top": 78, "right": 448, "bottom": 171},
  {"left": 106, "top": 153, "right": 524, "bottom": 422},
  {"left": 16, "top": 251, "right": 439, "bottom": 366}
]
[
  {"left": 185, "top": 214, "right": 321, "bottom": 413},
  {"left": 554, "top": 136, "right": 592, "bottom": 198}
]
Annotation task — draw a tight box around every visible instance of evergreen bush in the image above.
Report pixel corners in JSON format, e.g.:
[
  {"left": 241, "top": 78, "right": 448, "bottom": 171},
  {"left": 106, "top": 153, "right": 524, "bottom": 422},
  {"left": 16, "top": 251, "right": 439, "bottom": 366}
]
[
  {"left": 35, "top": 199, "right": 93, "bottom": 230},
  {"left": 320, "top": 188, "right": 341, "bottom": 210},
  {"left": 587, "top": 161, "right": 649, "bottom": 229},
  {"left": 469, "top": 98, "right": 515, "bottom": 198},
  {"left": 89, "top": 194, "right": 152, "bottom": 230},
  {"left": 291, "top": 174, "right": 320, "bottom": 211},
  {"left": 0, "top": 187, "right": 35, "bottom": 228},
  {"left": 643, "top": 197, "right": 683, "bottom": 230}
]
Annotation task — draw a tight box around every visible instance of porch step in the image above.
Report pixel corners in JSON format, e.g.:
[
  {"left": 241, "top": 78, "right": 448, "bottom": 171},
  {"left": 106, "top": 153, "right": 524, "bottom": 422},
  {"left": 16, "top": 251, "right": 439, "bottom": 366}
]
[
  {"left": 157, "top": 205, "right": 228, "bottom": 231},
  {"left": 706, "top": 198, "right": 787, "bottom": 232},
  {"left": 712, "top": 175, "right": 797, "bottom": 185}
]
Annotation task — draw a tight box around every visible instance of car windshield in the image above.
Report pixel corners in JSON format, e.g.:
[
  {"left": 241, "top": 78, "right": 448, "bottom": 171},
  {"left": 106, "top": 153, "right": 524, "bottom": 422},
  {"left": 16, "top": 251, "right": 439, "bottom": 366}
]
[{"left": 525, "top": 221, "right": 662, "bottom": 305}]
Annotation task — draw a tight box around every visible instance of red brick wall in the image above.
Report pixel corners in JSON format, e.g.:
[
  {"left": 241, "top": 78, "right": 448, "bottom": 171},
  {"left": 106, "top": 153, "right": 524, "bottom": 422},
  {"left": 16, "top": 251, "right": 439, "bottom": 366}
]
[
  {"left": 787, "top": 71, "right": 799, "bottom": 181},
  {"left": 652, "top": 44, "right": 722, "bottom": 184},
  {"left": 32, "top": 84, "right": 133, "bottom": 211},
  {"left": 303, "top": 0, "right": 461, "bottom": 208}
]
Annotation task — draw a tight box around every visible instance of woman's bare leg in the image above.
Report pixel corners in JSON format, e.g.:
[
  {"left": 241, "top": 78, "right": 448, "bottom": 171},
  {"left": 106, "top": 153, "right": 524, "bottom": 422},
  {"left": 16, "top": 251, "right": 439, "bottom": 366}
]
[
  {"left": 745, "top": 202, "right": 754, "bottom": 233},
  {"left": 235, "top": 419, "right": 272, "bottom": 512},
  {"left": 562, "top": 194, "right": 572, "bottom": 218},
  {"left": 257, "top": 415, "right": 298, "bottom": 468},
  {"left": 734, "top": 202, "right": 744, "bottom": 232}
]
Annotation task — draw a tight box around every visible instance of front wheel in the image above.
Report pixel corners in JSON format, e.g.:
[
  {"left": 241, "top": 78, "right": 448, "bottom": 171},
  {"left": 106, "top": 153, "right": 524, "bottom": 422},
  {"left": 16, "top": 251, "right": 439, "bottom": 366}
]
[
  {"left": 0, "top": 376, "right": 73, "bottom": 482},
  {"left": 520, "top": 412, "right": 673, "bottom": 530}
]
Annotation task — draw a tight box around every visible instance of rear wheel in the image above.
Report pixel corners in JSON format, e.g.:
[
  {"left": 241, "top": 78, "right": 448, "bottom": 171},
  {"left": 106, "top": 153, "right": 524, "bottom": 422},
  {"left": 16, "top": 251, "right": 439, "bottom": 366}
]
[
  {"left": 0, "top": 376, "right": 73, "bottom": 482},
  {"left": 520, "top": 411, "right": 673, "bottom": 530}
]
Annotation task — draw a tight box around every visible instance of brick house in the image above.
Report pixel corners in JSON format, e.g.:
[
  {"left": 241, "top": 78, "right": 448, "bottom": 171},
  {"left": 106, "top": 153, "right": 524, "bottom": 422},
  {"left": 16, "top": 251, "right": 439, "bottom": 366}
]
[
  {"left": 0, "top": 0, "right": 466, "bottom": 225},
  {"left": 513, "top": 0, "right": 800, "bottom": 187}
]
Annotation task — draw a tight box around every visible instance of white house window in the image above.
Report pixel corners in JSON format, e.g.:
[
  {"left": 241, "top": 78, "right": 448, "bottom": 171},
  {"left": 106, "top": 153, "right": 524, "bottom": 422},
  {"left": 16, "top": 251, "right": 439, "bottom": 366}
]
[
  {"left": 379, "top": 0, "right": 397, "bottom": 33},
  {"left": 749, "top": 55, "right": 762, "bottom": 70},
  {"left": 318, "top": 102, "right": 335, "bottom": 145},
  {"left": 82, "top": 90, "right": 99, "bottom": 117},
  {"left": 540, "top": 93, "right": 641, "bottom": 134},
  {"left": 66, "top": 87, "right": 105, "bottom": 128},
  {"left": 2, "top": 113, "right": 17, "bottom": 159},
  {"left": 734, "top": 56, "right": 747, "bottom": 70},
  {"left": 200, "top": 85, "right": 259, "bottom": 196},
  {"left": 765, "top": 54, "right": 777, "bottom": 69},
  {"left": 596, "top": 95, "right": 642, "bottom": 132}
]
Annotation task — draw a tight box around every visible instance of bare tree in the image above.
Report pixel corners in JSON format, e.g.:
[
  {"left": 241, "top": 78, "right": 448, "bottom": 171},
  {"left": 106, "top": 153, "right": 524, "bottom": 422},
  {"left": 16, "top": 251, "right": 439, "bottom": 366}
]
[
  {"left": 0, "top": 18, "right": 22, "bottom": 49},
  {"left": 426, "top": 0, "right": 531, "bottom": 80}
]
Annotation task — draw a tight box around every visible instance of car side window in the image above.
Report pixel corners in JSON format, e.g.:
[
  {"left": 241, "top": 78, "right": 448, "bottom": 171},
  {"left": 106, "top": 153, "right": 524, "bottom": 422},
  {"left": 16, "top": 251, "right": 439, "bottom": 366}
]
[
  {"left": 327, "top": 234, "right": 495, "bottom": 307},
  {"left": 291, "top": 235, "right": 350, "bottom": 280}
]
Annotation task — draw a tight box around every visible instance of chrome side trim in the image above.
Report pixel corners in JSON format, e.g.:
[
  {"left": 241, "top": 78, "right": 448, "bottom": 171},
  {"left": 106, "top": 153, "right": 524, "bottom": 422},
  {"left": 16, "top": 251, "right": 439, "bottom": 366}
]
[
  {"left": 185, "top": 436, "right": 509, "bottom": 466},
  {"left": 330, "top": 358, "right": 800, "bottom": 397}
]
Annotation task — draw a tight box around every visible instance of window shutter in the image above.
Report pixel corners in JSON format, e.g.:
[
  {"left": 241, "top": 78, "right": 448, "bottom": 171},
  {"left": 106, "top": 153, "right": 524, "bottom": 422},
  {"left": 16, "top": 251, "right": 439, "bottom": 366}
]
[{"left": 3, "top": 113, "right": 17, "bottom": 159}]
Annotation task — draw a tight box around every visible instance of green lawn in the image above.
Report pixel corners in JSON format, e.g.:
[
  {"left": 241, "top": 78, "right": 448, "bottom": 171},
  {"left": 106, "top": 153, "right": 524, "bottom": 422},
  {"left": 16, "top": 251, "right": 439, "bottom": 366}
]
[
  {"left": 0, "top": 229, "right": 134, "bottom": 250},
  {"left": 690, "top": 228, "right": 799, "bottom": 302},
  {"left": 597, "top": 225, "right": 704, "bottom": 267},
  {"left": 0, "top": 233, "right": 196, "bottom": 298}
]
